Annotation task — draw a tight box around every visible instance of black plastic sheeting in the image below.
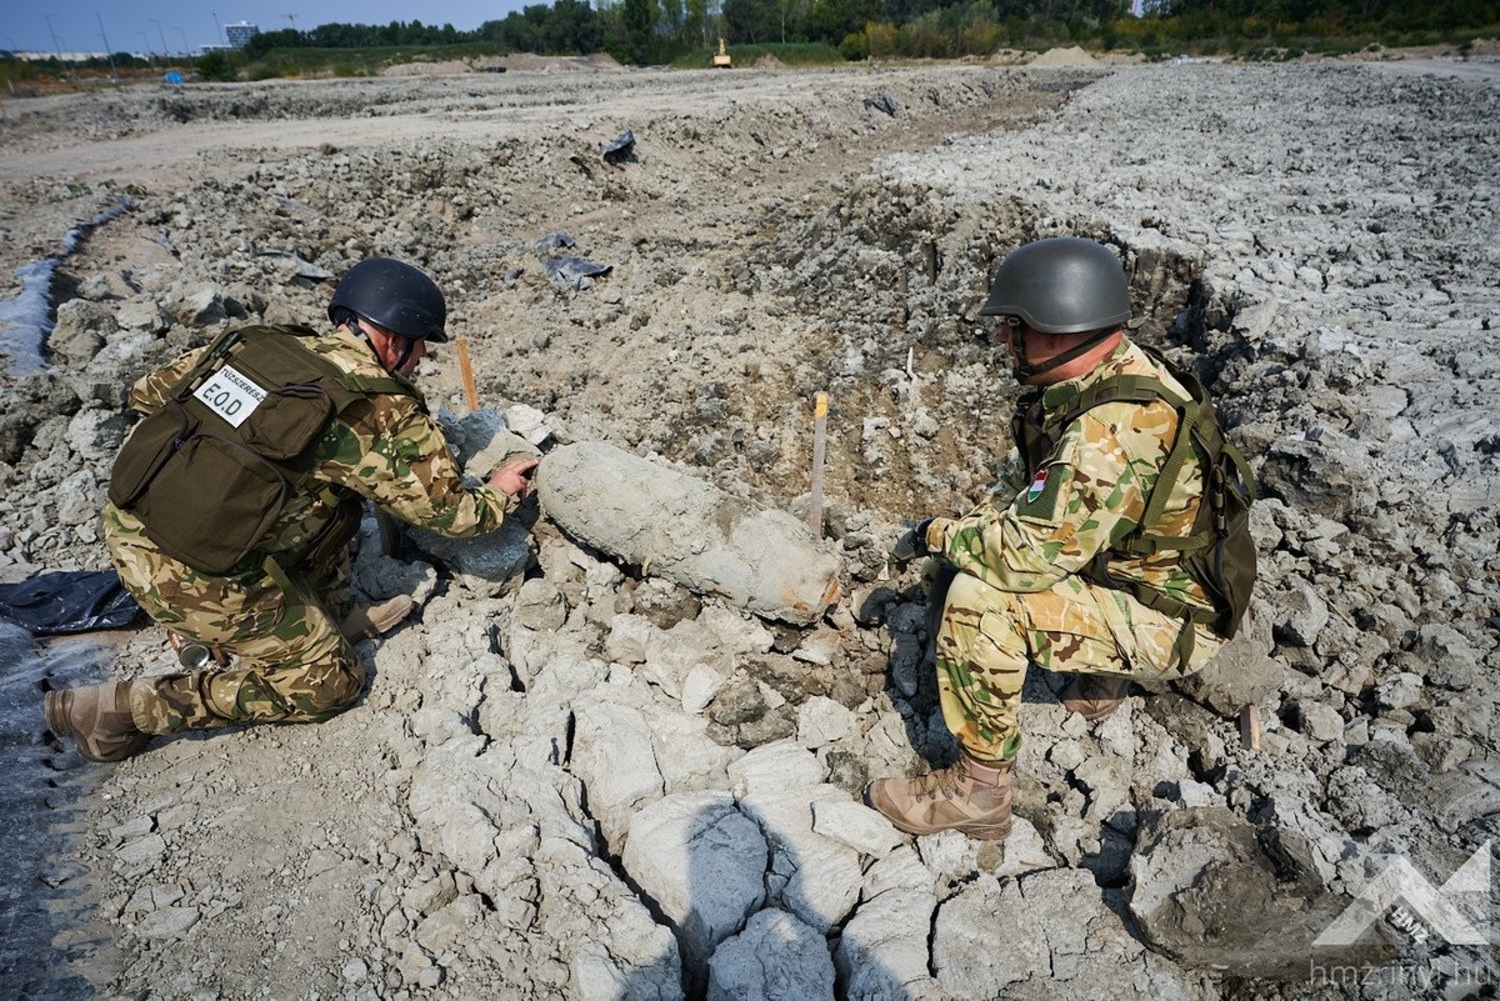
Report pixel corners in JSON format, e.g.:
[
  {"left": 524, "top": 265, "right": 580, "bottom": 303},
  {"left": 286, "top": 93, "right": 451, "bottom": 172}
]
[
  {"left": 0, "top": 569, "right": 142, "bottom": 637},
  {"left": 602, "top": 130, "right": 636, "bottom": 166},
  {"left": 541, "top": 256, "right": 613, "bottom": 291},
  {"left": 862, "top": 92, "right": 900, "bottom": 117},
  {"left": 534, "top": 231, "right": 576, "bottom": 252}
]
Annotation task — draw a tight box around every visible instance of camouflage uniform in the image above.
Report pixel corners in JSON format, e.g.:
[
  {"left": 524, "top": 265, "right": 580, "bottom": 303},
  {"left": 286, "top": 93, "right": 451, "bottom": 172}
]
[
  {"left": 922, "top": 338, "right": 1225, "bottom": 761},
  {"left": 104, "top": 327, "right": 514, "bottom": 736}
]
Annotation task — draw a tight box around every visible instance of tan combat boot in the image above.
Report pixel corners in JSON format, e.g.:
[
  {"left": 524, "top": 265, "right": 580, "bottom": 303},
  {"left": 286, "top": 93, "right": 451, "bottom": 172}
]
[
  {"left": 339, "top": 594, "right": 414, "bottom": 642},
  {"left": 1059, "top": 673, "right": 1132, "bottom": 721},
  {"left": 43, "top": 680, "right": 150, "bottom": 763},
  {"left": 865, "top": 752, "right": 1014, "bottom": 840}
]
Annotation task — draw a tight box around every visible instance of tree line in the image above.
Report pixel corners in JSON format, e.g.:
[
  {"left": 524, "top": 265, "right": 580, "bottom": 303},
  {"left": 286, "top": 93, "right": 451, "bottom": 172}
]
[
  {"left": 238, "top": 7, "right": 603, "bottom": 61},
  {"left": 1148, "top": 0, "right": 1496, "bottom": 33},
  {"left": 3, "top": 0, "right": 1491, "bottom": 81},
  {"left": 218, "top": 0, "right": 1500, "bottom": 69}
]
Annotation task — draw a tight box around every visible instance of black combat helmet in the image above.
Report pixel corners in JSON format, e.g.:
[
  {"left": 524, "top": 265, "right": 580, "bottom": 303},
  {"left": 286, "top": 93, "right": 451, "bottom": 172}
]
[{"left": 328, "top": 258, "right": 448, "bottom": 343}]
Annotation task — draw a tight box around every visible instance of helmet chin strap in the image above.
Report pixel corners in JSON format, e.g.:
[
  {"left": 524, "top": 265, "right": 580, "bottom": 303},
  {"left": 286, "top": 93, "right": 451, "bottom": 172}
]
[
  {"left": 346, "top": 317, "right": 413, "bottom": 375},
  {"left": 392, "top": 338, "right": 415, "bottom": 374},
  {"left": 345, "top": 317, "right": 376, "bottom": 352},
  {"left": 1011, "top": 328, "right": 1117, "bottom": 383}
]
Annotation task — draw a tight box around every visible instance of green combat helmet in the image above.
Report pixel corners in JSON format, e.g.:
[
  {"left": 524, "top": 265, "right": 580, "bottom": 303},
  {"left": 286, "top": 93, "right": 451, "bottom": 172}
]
[{"left": 980, "top": 237, "right": 1132, "bottom": 382}]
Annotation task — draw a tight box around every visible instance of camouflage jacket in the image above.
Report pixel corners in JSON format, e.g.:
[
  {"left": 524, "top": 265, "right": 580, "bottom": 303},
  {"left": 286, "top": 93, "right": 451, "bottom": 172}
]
[
  {"left": 925, "top": 337, "right": 1212, "bottom": 616},
  {"left": 125, "top": 328, "right": 513, "bottom": 562}
]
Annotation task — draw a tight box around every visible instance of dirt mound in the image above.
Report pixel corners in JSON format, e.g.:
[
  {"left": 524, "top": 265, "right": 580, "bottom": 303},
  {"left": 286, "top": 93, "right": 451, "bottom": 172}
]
[
  {"left": 502, "top": 52, "right": 619, "bottom": 73},
  {"left": 380, "top": 58, "right": 472, "bottom": 77},
  {"left": 1030, "top": 45, "right": 1099, "bottom": 67}
]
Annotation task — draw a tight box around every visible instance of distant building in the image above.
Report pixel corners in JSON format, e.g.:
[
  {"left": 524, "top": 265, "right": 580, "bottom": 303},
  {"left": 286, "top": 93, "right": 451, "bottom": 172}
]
[
  {"left": 224, "top": 22, "right": 260, "bottom": 49},
  {"left": 12, "top": 51, "right": 111, "bottom": 62}
]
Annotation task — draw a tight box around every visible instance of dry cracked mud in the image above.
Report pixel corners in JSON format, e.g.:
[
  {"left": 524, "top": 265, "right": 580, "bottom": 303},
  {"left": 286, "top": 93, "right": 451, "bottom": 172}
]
[{"left": 1, "top": 51, "right": 1497, "bottom": 1001}]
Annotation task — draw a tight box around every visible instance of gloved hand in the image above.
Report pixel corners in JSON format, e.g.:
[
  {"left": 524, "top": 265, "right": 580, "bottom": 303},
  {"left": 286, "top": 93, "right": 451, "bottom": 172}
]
[{"left": 889, "top": 518, "right": 934, "bottom": 564}]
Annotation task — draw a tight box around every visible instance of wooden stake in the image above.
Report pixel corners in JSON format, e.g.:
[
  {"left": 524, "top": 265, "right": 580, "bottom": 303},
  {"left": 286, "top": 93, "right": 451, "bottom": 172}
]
[
  {"left": 1239, "top": 704, "right": 1261, "bottom": 751},
  {"left": 457, "top": 337, "right": 479, "bottom": 414},
  {"left": 808, "top": 392, "right": 828, "bottom": 538}
]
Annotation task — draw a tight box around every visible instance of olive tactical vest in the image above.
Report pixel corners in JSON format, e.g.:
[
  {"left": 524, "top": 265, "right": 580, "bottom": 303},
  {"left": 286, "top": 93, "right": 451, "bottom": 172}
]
[
  {"left": 1013, "top": 345, "right": 1257, "bottom": 652},
  {"left": 108, "top": 324, "right": 416, "bottom": 574}
]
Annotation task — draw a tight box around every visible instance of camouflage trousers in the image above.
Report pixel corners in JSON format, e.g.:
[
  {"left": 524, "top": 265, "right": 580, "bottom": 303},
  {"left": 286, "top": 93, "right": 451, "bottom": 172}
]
[
  {"left": 102, "top": 503, "right": 363, "bottom": 736},
  {"left": 926, "top": 561, "right": 1224, "bottom": 761}
]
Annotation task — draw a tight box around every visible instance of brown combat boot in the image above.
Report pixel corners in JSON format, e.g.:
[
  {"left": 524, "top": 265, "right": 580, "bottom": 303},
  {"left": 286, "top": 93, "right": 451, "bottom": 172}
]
[
  {"left": 43, "top": 680, "right": 150, "bottom": 763},
  {"left": 1059, "top": 673, "right": 1133, "bottom": 721},
  {"left": 339, "top": 595, "right": 414, "bottom": 642},
  {"left": 865, "top": 752, "right": 1014, "bottom": 840}
]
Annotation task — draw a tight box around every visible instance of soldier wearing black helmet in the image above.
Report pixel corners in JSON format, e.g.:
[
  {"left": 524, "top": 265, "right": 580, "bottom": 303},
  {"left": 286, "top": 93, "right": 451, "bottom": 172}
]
[
  {"left": 329, "top": 256, "right": 449, "bottom": 375},
  {"left": 46, "top": 258, "right": 539, "bottom": 763},
  {"left": 866, "top": 237, "right": 1255, "bottom": 841}
]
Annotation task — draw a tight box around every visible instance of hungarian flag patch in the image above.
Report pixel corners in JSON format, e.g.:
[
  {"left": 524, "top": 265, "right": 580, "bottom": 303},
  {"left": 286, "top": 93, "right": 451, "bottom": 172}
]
[{"left": 1026, "top": 468, "right": 1049, "bottom": 502}]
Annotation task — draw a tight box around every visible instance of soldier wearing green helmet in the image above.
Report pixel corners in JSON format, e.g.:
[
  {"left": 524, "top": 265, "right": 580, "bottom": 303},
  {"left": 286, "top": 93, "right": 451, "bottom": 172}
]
[
  {"left": 46, "top": 258, "right": 539, "bottom": 763},
  {"left": 867, "top": 236, "right": 1256, "bottom": 841}
]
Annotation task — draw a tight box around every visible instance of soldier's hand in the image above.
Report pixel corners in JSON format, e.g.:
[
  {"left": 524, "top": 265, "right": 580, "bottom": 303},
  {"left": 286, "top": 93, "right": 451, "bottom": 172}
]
[
  {"left": 489, "top": 456, "right": 540, "bottom": 498},
  {"left": 889, "top": 518, "right": 934, "bottom": 564}
]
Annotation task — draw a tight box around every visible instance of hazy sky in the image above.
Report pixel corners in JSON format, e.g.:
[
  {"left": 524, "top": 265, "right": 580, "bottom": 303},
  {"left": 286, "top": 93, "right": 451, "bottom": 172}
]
[{"left": 5, "top": 2, "right": 531, "bottom": 55}]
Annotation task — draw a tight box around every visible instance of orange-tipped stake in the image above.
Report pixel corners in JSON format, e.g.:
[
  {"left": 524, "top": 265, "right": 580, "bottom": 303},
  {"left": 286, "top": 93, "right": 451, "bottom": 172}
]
[
  {"left": 457, "top": 337, "right": 479, "bottom": 413},
  {"left": 808, "top": 392, "right": 828, "bottom": 537}
]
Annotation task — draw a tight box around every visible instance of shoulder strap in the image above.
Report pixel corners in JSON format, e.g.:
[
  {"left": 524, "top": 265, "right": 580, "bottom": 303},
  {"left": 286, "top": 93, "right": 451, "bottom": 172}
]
[
  {"left": 164, "top": 327, "right": 247, "bottom": 400},
  {"left": 335, "top": 372, "right": 420, "bottom": 398},
  {"left": 179, "top": 325, "right": 421, "bottom": 405},
  {"left": 1049, "top": 371, "right": 1210, "bottom": 552},
  {"left": 1038, "top": 355, "right": 1228, "bottom": 558},
  {"left": 1054, "top": 373, "right": 1185, "bottom": 431},
  {"left": 163, "top": 324, "right": 330, "bottom": 396}
]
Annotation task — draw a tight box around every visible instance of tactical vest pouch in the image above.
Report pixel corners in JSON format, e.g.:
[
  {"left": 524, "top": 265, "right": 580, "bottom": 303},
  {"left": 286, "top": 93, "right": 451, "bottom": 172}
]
[
  {"left": 108, "top": 399, "right": 196, "bottom": 512},
  {"left": 241, "top": 383, "right": 334, "bottom": 461},
  {"left": 1180, "top": 435, "right": 1257, "bottom": 639},
  {"left": 108, "top": 393, "right": 292, "bottom": 574},
  {"left": 130, "top": 432, "right": 289, "bottom": 574},
  {"left": 108, "top": 325, "right": 361, "bottom": 575}
]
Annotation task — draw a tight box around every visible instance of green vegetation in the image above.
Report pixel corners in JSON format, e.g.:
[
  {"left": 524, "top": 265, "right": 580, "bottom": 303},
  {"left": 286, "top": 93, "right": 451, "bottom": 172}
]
[
  {"left": 240, "top": 9, "right": 603, "bottom": 64},
  {"left": 196, "top": 51, "right": 239, "bottom": 82},
  {"left": 231, "top": 1, "right": 1499, "bottom": 70},
  {"left": 4, "top": 0, "right": 1493, "bottom": 87},
  {"left": 0, "top": 56, "right": 44, "bottom": 92},
  {"left": 243, "top": 42, "right": 510, "bottom": 80}
]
